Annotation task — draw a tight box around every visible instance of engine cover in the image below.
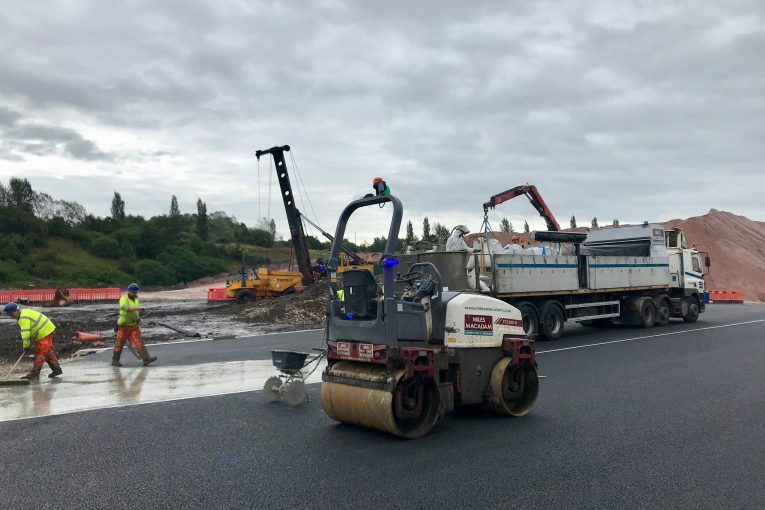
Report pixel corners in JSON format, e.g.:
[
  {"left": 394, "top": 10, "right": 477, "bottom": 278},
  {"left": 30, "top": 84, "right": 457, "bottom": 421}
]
[{"left": 443, "top": 294, "right": 524, "bottom": 348}]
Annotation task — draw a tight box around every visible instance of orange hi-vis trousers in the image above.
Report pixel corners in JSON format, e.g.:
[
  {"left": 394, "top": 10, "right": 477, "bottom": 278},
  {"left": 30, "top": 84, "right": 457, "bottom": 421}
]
[
  {"left": 115, "top": 326, "right": 144, "bottom": 353},
  {"left": 32, "top": 334, "right": 60, "bottom": 376}
]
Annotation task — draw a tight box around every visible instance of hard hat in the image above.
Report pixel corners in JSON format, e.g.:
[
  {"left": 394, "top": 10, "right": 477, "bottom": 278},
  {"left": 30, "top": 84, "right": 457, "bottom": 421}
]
[
  {"left": 454, "top": 225, "right": 470, "bottom": 235},
  {"left": 3, "top": 302, "right": 19, "bottom": 315},
  {"left": 372, "top": 177, "right": 384, "bottom": 184},
  {"left": 127, "top": 283, "right": 140, "bottom": 293}
]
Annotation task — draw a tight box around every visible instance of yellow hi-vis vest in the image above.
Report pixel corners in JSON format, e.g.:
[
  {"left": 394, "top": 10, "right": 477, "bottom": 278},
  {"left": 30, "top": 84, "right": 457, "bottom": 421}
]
[
  {"left": 117, "top": 295, "right": 140, "bottom": 326},
  {"left": 18, "top": 309, "right": 56, "bottom": 349}
]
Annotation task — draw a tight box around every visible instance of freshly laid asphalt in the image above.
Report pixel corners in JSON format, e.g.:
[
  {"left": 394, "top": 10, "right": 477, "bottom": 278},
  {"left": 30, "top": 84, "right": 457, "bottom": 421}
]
[{"left": 0, "top": 304, "right": 763, "bottom": 509}]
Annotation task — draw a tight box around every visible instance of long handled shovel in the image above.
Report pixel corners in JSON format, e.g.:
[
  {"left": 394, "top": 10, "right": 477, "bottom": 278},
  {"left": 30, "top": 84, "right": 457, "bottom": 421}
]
[{"left": 0, "top": 351, "right": 30, "bottom": 386}]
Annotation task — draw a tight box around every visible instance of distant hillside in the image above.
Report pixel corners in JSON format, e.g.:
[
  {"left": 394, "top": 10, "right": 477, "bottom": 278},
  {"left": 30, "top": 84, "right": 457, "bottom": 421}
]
[{"left": 664, "top": 209, "right": 765, "bottom": 302}]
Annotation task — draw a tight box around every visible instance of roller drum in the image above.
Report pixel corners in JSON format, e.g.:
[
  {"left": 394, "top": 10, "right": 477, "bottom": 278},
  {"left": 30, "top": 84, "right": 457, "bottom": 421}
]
[
  {"left": 321, "top": 361, "right": 441, "bottom": 439},
  {"left": 486, "top": 357, "right": 539, "bottom": 416}
]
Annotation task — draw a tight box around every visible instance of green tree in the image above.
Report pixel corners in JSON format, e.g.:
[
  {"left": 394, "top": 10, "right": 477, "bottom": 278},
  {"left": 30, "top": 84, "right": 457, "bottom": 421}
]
[
  {"left": 500, "top": 218, "right": 512, "bottom": 233},
  {"left": 195, "top": 198, "right": 209, "bottom": 240},
  {"left": 9, "top": 177, "right": 35, "bottom": 213},
  {"left": 613, "top": 218, "right": 619, "bottom": 226},
  {"left": 433, "top": 223, "right": 450, "bottom": 244},
  {"left": 111, "top": 192, "right": 126, "bottom": 221},
  {"left": 524, "top": 221, "right": 530, "bottom": 233},
  {"left": 135, "top": 259, "right": 176, "bottom": 286},
  {"left": 570, "top": 215, "right": 577, "bottom": 228},
  {"left": 422, "top": 217, "right": 431, "bottom": 242},
  {"left": 591, "top": 217, "right": 599, "bottom": 228},
  {"left": 169, "top": 195, "right": 180, "bottom": 218},
  {"left": 405, "top": 220, "right": 415, "bottom": 245},
  {"left": 89, "top": 235, "right": 120, "bottom": 258}
]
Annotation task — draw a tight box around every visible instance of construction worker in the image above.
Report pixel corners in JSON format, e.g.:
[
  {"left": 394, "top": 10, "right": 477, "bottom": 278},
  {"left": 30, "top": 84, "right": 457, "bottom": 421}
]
[
  {"left": 3, "top": 303, "right": 62, "bottom": 380},
  {"left": 112, "top": 283, "right": 157, "bottom": 367},
  {"left": 446, "top": 225, "right": 471, "bottom": 251}
]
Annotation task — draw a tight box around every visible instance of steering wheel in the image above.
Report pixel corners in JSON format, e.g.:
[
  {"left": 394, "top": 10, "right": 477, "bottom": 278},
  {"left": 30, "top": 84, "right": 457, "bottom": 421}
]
[{"left": 394, "top": 270, "right": 424, "bottom": 283}]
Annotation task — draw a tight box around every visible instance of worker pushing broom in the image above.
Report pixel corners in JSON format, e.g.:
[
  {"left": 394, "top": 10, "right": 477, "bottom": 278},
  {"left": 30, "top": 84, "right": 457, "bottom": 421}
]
[{"left": 2, "top": 302, "right": 62, "bottom": 381}]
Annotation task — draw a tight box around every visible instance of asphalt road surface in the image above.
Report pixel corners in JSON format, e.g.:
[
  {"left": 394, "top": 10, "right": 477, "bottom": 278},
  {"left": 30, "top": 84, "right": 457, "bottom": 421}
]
[{"left": 1, "top": 304, "right": 763, "bottom": 509}]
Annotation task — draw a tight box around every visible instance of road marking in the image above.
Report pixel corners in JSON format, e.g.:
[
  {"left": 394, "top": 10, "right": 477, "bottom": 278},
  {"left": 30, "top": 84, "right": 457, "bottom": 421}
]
[{"left": 537, "top": 319, "right": 765, "bottom": 354}]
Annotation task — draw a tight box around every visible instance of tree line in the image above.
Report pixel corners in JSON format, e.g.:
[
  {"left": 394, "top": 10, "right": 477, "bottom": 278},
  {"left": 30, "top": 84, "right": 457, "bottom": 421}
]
[{"left": 0, "top": 178, "right": 289, "bottom": 287}]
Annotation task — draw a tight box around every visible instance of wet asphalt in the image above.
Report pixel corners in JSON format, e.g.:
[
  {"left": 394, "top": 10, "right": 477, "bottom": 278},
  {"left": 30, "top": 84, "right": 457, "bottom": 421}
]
[{"left": 0, "top": 304, "right": 763, "bottom": 509}]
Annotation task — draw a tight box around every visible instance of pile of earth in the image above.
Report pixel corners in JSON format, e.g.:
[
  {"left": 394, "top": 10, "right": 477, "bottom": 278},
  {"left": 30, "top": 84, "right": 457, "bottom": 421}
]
[
  {"left": 241, "top": 280, "right": 329, "bottom": 327},
  {"left": 664, "top": 209, "right": 765, "bottom": 302}
]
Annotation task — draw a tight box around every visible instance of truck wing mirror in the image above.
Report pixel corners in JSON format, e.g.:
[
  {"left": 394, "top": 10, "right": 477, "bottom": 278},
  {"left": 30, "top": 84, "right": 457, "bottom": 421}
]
[{"left": 705, "top": 256, "right": 711, "bottom": 268}]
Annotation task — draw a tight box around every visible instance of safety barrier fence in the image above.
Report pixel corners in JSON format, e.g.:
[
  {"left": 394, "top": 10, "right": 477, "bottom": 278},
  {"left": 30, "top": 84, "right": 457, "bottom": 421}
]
[
  {"left": 709, "top": 290, "right": 745, "bottom": 303},
  {"left": 0, "top": 287, "right": 121, "bottom": 303},
  {"left": 207, "top": 288, "right": 233, "bottom": 301}
]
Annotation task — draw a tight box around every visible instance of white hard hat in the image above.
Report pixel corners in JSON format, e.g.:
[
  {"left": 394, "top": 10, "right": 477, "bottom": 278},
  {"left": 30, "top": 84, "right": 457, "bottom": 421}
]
[{"left": 454, "top": 225, "right": 470, "bottom": 235}]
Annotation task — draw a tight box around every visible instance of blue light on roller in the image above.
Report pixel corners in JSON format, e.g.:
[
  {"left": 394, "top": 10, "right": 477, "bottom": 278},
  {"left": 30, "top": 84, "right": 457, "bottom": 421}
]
[
  {"left": 345, "top": 313, "right": 353, "bottom": 319},
  {"left": 383, "top": 258, "right": 399, "bottom": 267}
]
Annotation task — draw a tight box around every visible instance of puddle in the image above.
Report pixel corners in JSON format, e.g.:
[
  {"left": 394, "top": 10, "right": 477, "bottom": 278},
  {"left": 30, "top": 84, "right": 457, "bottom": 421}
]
[{"left": 0, "top": 358, "right": 327, "bottom": 422}]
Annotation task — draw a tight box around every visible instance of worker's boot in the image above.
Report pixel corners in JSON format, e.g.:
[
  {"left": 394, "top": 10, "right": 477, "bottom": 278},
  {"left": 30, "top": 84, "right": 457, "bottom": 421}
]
[
  {"left": 21, "top": 368, "right": 40, "bottom": 381},
  {"left": 111, "top": 352, "right": 123, "bottom": 367},
  {"left": 47, "top": 363, "right": 63, "bottom": 378},
  {"left": 139, "top": 347, "right": 157, "bottom": 367}
]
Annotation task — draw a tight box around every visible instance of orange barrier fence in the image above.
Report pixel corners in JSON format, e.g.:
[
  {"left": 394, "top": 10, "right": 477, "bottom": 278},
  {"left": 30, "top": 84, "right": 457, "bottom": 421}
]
[
  {"left": 0, "top": 288, "right": 121, "bottom": 303},
  {"left": 207, "top": 288, "right": 233, "bottom": 301},
  {"left": 710, "top": 290, "right": 744, "bottom": 303}
]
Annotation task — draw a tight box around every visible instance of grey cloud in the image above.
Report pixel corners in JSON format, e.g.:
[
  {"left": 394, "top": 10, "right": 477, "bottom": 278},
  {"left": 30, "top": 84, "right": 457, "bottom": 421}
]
[
  {"left": 0, "top": 0, "right": 762, "bottom": 239},
  {"left": 0, "top": 107, "right": 112, "bottom": 161}
]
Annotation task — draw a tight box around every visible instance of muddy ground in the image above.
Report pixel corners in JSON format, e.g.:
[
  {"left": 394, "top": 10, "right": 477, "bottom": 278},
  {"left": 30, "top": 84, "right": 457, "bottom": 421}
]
[{"left": 0, "top": 282, "right": 330, "bottom": 371}]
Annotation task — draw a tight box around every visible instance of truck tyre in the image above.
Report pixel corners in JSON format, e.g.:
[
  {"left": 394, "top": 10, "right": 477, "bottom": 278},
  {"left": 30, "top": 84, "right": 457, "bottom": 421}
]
[
  {"left": 638, "top": 298, "right": 656, "bottom": 328},
  {"left": 540, "top": 302, "right": 565, "bottom": 341},
  {"left": 517, "top": 303, "right": 539, "bottom": 340},
  {"left": 237, "top": 289, "right": 255, "bottom": 303},
  {"left": 683, "top": 295, "right": 700, "bottom": 323},
  {"left": 655, "top": 296, "right": 671, "bottom": 326}
]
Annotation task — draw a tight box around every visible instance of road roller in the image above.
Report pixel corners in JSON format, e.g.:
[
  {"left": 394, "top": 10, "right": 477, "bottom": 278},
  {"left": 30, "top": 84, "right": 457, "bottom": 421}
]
[{"left": 320, "top": 190, "right": 539, "bottom": 438}]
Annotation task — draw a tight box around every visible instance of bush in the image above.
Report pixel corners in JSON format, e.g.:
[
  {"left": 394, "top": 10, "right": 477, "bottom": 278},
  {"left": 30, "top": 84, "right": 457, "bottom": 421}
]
[
  {"left": 0, "top": 260, "right": 25, "bottom": 284},
  {"left": 31, "top": 261, "right": 60, "bottom": 279},
  {"left": 134, "top": 259, "right": 176, "bottom": 286},
  {"left": 64, "top": 266, "right": 132, "bottom": 286},
  {"left": 89, "top": 235, "right": 120, "bottom": 259},
  {"left": 120, "top": 240, "right": 136, "bottom": 259},
  {"left": 48, "top": 216, "right": 71, "bottom": 237}
]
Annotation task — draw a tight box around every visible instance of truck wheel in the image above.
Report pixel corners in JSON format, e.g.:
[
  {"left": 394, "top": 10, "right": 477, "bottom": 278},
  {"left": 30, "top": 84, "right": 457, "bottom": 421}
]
[
  {"left": 540, "top": 302, "right": 565, "bottom": 341},
  {"left": 638, "top": 298, "right": 656, "bottom": 328},
  {"left": 237, "top": 289, "right": 255, "bottom": 303},
  {"left": 655, "top": 296, "right": 671, "bottom": 326},
  {"left": 517, "top": 303, "right": 539, "bottom": 339},
  {"left": 683, "top": 296, "right": 700, "bottom": 323}
]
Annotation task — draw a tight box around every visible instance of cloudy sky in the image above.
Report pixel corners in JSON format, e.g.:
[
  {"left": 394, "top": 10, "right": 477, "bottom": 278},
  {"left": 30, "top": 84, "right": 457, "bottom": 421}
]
[{"left": 1, "top": 0, "right": 763, "bottom": 242}]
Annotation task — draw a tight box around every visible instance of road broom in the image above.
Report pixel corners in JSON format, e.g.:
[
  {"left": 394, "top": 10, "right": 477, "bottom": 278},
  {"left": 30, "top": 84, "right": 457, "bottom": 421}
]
[{"left": 0, "top": 351, "right": 31, "bottom": 386}]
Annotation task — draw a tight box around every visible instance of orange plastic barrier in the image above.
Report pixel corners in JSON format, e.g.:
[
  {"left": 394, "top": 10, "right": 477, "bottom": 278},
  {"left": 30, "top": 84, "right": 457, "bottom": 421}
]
[
  {"left": 710, "top": 290, "right": 744, "bottom": 304},
  {"left": 0, "top": 287, "right": 121, "bottom": 303},
  {"left": 207, "top": 288, "right": 233, "bottom": 301}
]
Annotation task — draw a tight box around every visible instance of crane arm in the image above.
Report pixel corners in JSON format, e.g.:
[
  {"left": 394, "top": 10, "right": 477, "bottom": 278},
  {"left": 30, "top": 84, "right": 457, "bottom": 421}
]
[
  {"left": 482, "top": 184, "right": 561, "bottom": 231},
  {"left": 255, "top": 145, "right": 314, "bottom": 285}
]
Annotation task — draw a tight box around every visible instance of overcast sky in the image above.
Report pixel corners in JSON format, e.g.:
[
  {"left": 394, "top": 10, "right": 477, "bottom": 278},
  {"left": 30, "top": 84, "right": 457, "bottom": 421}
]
[{"left": 1, "top": 0, "right": 763, "bottom": 242}]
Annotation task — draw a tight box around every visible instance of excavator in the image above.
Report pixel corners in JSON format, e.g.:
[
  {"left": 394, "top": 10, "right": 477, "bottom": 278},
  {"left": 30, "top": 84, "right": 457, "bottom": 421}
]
[
  {"left": 482, "top": 184, "right": 560, "bottom": 231},
  {"left": 227, "top": 145, "right": 374, "bottom": 302},
  {"left": 320, "top": 187, "right": 539, "bottom": 438}
]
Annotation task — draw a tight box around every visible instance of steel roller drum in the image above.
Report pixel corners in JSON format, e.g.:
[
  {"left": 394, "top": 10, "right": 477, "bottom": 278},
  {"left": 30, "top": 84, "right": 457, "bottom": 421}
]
[{"left": 321, "top": 361, "right": 440, "bottom": 439}]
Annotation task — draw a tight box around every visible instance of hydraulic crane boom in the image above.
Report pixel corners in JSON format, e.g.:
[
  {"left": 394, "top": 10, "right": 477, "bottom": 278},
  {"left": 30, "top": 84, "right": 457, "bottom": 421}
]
[
  {"left": 255, "top": 145, "right": 314, "bottom": 285},
  {"left": 482, "top": 184, "right": 561, "bottom": 231}
]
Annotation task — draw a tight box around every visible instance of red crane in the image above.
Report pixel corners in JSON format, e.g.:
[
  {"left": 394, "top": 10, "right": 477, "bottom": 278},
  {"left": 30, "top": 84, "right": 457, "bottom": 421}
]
[{"left": 482, "top": 184, "right": 561, "bottom": 231}]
